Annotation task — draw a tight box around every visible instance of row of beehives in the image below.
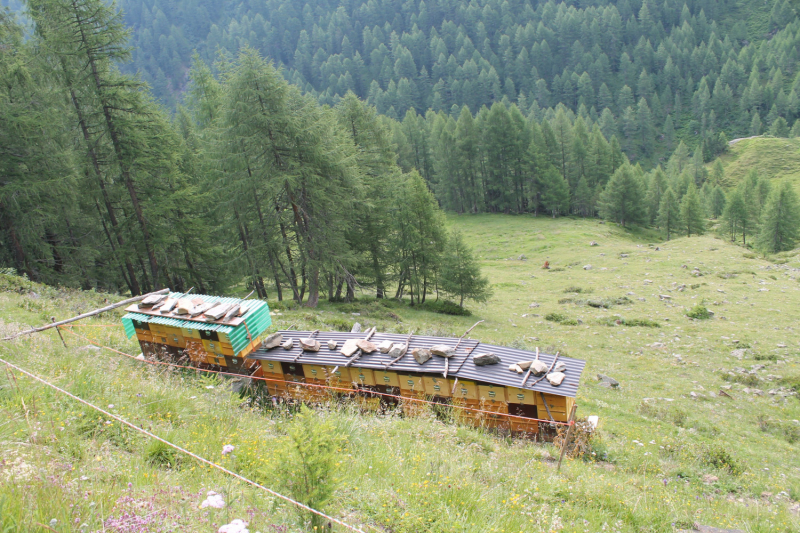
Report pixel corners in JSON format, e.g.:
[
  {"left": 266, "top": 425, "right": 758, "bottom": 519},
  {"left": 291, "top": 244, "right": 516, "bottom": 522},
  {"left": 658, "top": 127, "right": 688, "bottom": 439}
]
[
  {"left": 132, "top": 329, "right": 572, "bottom": 435},
  {"left": 133, "top": 325, "right": 265, "bottom": 370},
  {"left": 256, "top": 360, "right": 573, "bottom": 434}
]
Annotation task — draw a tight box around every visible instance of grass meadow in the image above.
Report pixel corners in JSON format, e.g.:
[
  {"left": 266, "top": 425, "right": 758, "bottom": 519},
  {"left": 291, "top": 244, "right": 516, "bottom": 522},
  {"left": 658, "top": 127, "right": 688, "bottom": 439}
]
[{"left": 0, "top": 214, "right": 799, "bottom": 532}]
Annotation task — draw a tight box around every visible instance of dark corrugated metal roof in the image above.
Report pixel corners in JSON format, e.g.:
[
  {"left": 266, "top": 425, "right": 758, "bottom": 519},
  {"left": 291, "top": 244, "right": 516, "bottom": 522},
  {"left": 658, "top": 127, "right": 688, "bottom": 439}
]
[{"left": 248, "top": 330, "right": 585, "bottom": 398}]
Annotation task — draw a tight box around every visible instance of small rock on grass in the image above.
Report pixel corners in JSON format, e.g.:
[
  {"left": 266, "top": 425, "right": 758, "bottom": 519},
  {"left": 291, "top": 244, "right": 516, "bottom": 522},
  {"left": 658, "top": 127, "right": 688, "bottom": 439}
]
[
  {"left": 473, "top": 353, "right": 500, "bottom": 366},
  {"left": 597, "top": 374, "right": 619, "bottom": 388},
  {"left": 351, "top": 322, "right": 362, "bottom": 333}
]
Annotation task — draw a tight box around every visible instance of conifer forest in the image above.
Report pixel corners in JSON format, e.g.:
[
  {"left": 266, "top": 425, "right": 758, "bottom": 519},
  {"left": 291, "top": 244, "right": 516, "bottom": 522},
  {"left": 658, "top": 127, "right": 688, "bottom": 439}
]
[{"left": 2, "top": 0, "right": 800, "bottom": 302}]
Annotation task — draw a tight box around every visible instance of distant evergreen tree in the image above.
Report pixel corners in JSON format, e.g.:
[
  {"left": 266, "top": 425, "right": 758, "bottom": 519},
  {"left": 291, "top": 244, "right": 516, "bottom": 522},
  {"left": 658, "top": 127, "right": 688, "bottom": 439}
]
[
  {"left": 656, "top": 187, "right": 681, "bottom": 240},
  {"left": 722, "top": 189, "right": 750, "bottom": 244},
  {"left": 756, "top": 181, "right": 800, "bottom": 253},
  {"left": 770, "top": 117, "right": 789, "bottom": 137},
  {"left": 598, "top": 164, "right": 647, "bottom": 227},
  {"left": 680, "top": 184, "right": 706, "bottom": 236},
  {"left": 440, "top": 230, "right": 491, "bottom": 307},
  {"left": 710, "top": 186, "right": 727, "bottom": 219}
]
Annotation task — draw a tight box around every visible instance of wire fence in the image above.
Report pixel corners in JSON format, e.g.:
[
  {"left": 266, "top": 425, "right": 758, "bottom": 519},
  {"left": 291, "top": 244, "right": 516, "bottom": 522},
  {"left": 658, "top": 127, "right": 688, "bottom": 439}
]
[{"left": 0, "top": 355, "right": 368, "bottom": 533}]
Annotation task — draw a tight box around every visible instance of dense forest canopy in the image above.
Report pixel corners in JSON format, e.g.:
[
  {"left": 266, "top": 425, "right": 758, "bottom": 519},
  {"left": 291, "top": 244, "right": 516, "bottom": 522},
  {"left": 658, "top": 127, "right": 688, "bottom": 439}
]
[
  {"left": 2, "top": 0, "right": 800, "bottom": 301},
  {"left": 0, "top": 0, "right": 491, "bottom": 307},
  {"left": 115, "top": 0, "right": 800, "bottom": 164}
]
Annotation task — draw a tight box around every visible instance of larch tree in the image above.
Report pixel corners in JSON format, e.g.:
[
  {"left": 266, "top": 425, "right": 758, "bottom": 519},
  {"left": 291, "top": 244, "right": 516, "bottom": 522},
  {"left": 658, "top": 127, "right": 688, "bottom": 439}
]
[
  {"left": 598, "top": 164, "right": 647, "bottom": 227},
  {"left": 440, "top": 230, "right": 491, "bottom": 307},
  {"left": 680, "top": 184, "right": 706, "bottom": 236},
  {"left": 756, "top": 181, "right": 800, "bottom": 253},
  {"left": 656, "top": 187, "right": 681, "bottom": 240}
]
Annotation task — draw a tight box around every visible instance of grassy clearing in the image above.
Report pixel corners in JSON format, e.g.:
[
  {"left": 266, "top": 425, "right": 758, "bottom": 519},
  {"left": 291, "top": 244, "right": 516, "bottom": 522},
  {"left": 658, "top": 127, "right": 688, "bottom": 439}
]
[
  {"left": 714, "top": 137, "right": 800, "bottom": 191},
  {"left": 1, "top": 214, "right": 799, "bottom": 532}
]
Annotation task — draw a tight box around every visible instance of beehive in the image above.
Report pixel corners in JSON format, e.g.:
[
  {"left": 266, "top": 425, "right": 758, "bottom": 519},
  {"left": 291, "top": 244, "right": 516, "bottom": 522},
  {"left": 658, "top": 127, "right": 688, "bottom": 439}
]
[{"left": 121, "top": 291, "right": 271, "bottom": 373}]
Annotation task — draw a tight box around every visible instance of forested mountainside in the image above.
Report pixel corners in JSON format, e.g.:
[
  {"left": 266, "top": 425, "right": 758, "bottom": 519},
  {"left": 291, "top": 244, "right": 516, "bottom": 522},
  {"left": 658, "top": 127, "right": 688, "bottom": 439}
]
[
  {"left": 0, "top": 1, "right": 495, "bottom": 305},
  {"left": 119, "top": 0, "right": 799, "bottom": 160},
  {"left": 3, "top": 0, "right": 800, "bottom": 298}
]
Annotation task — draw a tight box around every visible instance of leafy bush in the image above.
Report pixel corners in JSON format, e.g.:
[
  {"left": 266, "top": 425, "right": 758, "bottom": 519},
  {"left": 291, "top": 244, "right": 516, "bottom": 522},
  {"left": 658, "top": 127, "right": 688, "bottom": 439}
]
[
  {"left": 563, "top": 286, "right": 592, "bottom": 293},
  {"left": 419, "top": 299, "right": 471, "bottom": 316},
  {"left": 686, "top": 304, "right": 712, "bottom": 319},
  {"left": 544, "top": 312, "right": 578, "bottom": 325},
  {"left": 722, "top": 372, "right": 760, "bottom": 387},
  {"left": 700, "top": 443, "right": 744, "bottom": 475},
  {"left": 599, "top": 316, "right": 660, "bottom": 327}
]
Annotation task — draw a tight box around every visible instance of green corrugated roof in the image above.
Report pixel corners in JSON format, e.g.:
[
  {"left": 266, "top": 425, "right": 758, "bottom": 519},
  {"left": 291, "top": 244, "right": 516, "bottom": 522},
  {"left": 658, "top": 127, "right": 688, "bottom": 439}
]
[{"left": 122, "top": 292, "right": 272, "bottom": 355}]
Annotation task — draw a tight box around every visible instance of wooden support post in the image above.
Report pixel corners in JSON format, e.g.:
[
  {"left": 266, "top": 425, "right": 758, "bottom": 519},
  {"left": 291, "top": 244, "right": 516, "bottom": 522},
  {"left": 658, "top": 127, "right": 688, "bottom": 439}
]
[
  {"left": 2, "top": 288, "right": 169, "bottom": 341},
  {"left": 52, "top": 317, "right": 67, "bottom": 348},
  {"left": 557, "top": 404, "right": 578, "bottom": 472}
]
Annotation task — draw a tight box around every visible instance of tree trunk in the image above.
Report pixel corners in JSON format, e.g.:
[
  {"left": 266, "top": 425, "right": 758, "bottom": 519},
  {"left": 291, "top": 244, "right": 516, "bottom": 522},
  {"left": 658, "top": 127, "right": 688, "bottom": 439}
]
[{"left": 77, "top": 14, "right": 160, "bottom": 287}]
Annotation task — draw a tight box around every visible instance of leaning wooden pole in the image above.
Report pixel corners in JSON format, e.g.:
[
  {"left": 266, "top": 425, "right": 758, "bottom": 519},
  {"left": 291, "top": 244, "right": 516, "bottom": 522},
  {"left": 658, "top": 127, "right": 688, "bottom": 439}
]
[
  {"left": 557, "top": 404, "right": 579, "bottom": 472},
  {"left": 1, "top": 288, "right": 169, "bottom": 341}
]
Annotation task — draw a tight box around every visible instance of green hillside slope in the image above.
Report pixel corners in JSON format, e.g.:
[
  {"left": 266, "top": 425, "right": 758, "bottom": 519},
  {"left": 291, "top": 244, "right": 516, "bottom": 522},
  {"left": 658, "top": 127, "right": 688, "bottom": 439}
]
[
  {"left": 1, "top": 215, "right": 799, "bottom": 532},
  {"left": 716, "top": 136, "right": 800, "bottom": 189}
]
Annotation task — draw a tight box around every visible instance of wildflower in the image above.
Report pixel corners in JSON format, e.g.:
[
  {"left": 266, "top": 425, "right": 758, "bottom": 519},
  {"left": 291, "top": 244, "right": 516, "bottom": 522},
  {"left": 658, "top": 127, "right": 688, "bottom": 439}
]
[
  {"left": 200, "top": 491, "right": 225, "bottom": 509},
  {"left": 222, "top": 445, "right": 235, "bottom": 455},
  {"left": 218, "top": 519, "right": 249, "bottom": 533}
]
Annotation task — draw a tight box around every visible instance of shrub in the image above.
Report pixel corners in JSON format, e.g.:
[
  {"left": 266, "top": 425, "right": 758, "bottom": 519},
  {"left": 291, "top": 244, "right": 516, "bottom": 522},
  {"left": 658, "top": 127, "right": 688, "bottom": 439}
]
[
  {"left": 420, "top": 299, "right": 472, "bottom": 316},
  {"left": 722, "top": 372, "right": 760, "bottom": 387},
  {"left": 686, "top": 304, "right": 712, "bottom": 319},
  {"left": 563, "top": 286, "right": 592, "bottom": 293},
  {"left": 700, "top": 443, "right": 744, "bottom": 475},
  {"left": 276, "top": 406, "right": 347, "bottom": 530},
  {"left": 544, "top": 312, "right": 578, "bottom": 325},
  {"left": 599, "top": 316, "right": 660, "bottom": 327}
]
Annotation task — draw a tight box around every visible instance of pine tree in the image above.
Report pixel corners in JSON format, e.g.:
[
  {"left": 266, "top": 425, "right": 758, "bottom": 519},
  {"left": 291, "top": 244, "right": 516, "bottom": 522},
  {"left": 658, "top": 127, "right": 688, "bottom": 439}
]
[
  {"left": 710, "top": 185, "right": 726, "bottom": 219},
  {"left": 657, "top": 187, "right": 681, "bottom": 240},
  {"left": 440, "top": 230, "right": 491, "bottom": 307},
  {"left": 598, "top": 164, "right": 647, "bottom": 227},
  {"left": 722, "top": 189, "right": 747, "bottom": 242},
  {"left": 756, "top": 181, "right": 800, "bottom": 253},
  {"left": 680, "top": 184, "right": 706, "bottom": 236}
]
